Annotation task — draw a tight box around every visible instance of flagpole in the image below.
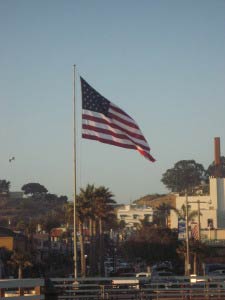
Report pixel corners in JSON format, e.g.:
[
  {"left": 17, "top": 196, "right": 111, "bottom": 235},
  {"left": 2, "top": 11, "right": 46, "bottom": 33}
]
[{"left": 73, "top": 64, "right": 78, "bottom": 279}]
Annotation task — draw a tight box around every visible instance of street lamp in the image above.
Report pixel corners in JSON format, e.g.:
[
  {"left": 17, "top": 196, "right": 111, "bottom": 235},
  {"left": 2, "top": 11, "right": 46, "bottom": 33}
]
[{"left": 84, "top": 254, "right": 88, "bottom": 277}]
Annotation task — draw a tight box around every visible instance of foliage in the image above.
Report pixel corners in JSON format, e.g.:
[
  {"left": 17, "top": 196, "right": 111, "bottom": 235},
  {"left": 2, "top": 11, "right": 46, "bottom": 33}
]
[
  {"left": 174, "top": 204, "right": 199, "bottom": 222},
  {"left": 45, "top": 193, "right": 58, "bottom": 202},
  {"left": 21, "top": 183, "right": 48, "bottom": 198},
  {"left": 93, "top": 186, "right": 116, "bottom": 221},
  {"left": 15, "top": 220, "right": 27, "bottom": 232},
  {"left": 58, "top": 195, "right": 68, "bottom": 203},
  {"left": 77, "top": 184, "right": 117, "bottom": 229},
  {"left": 154, "top": 203, "right": 173, "bottom": 227},
  {"left": 161, "top": 160, "right": 206, "bottom": 194},
  {"left": 8, "top": 249, "right": 33, "bottom": 278},
  {"left": 120, "top": 225, "right": 179, "bottom": 265},
  {"left": 0, "top": 180, "right": 10, "bottom": 194},
  {"left": 39, "top": 212, "right": 62, "bottom": 233},
  {"left": 207, "top": 156, "right": 225, "bottom": 178},
  {"left": 177, "top": 240, "right": 216, "bottom": 275},
  {"left": 75, "top": 184, "right": 117, "bottom": 276},
  {"left": 19, "top": 198, "right": 35, "bottom": 210}
]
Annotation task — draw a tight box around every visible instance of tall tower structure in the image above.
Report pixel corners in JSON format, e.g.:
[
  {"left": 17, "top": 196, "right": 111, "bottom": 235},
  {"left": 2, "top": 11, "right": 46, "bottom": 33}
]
[{"left": 214, "top": 137, "right": 221, "bottom": 177}]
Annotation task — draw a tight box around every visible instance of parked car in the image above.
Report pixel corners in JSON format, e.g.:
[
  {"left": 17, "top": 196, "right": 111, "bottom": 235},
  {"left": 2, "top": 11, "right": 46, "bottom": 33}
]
[
  {"left": 151, "top": 271, "right": 177, "bottom": 289},
  {"left": 112, "top": 273, "right": 139, "bottom": 290}
]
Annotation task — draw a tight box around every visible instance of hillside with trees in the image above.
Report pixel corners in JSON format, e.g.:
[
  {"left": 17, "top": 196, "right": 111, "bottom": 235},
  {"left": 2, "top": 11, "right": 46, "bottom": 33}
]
[{"left": 0, "top": 182, "right": 68, "bottom": 232}]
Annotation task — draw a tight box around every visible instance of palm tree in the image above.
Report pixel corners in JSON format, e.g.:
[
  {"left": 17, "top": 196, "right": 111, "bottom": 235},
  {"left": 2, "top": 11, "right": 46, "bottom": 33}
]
[
  {"left": 70, "top": 184, "right": 116, "bottom": 276},
  {"left": 62, "top": 202, "right": 74, "bottom": 257},
  {"left": 175, "top": 204, "right": 199, "bottom": 222},
  {"left": 77, "top": 184, "right": 95, "bottom": 277},
  {"left": 155, "top": 203, "right": 173, "bottom": 227},
  {"left": 64, "top": 202, "right": 74, "bottom": 227},
  {"left": 93, "top": 186, "right": 115, "bottom": 275}
]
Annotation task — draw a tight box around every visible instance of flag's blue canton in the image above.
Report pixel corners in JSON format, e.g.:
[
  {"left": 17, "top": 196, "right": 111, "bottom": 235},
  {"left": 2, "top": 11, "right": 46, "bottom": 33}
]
[{"left": 81, "top": 77, "right": 110, "bottom": 116}]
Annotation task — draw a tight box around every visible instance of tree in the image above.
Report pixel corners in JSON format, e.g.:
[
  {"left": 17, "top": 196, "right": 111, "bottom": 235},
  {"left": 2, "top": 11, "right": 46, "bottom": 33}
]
[
  {"left": 8, "top": 250, "right": 32, "bottom": 279},
  {"left": 76, "top": 184, "right": 116, "bottom": 276},
  {"left": 58, "top": 195, "right": 68, "bottom": 204},
  {"left": 0, "top": 180, "right": 10, "bottom": 194},
  {"left": 120, "top": 225, "right": 179, "bottom": 266},
  {"left": 76, "top": 184, "right": 97, "bottom": 276},
  {"left": 207, "top": 156, "right": 225, "bottom": 178},
  {"left": 45, "top": 193, "right": 58, "bottom": 202},
  {"left": 161, "top": 160, "right": 206, "bottom": 194},
  {"left": 189, "top": 240, "right": 209, "bottom": 275},
  {"left": 155, "top": 203, "right": 173, "bottom": 227},
  {"left": 177, "top": 240, "right": 214, "bottom": 275},
  {"left": 39, "top": 212, "right": 61, "bottom": 233},
  {"left": 21, "top": 183, "right": 48, "bottom": 198},
  {"left": 94, "top": 186, "right": 116, "bottom": 275},
  {"left": 174, "top": 204, "right": 198, "bottom": 222},
  {"left": 64, "top": 202, "right": 74, "bottom": 226},
  {"left": 15, "top": 220, "right": 27, "bottom": 232}
]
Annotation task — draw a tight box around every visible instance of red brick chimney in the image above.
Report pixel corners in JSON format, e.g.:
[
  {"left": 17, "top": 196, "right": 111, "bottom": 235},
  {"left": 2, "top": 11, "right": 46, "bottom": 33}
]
[{"left": 214, "top": 137, "right": 221, "bottom": 177}]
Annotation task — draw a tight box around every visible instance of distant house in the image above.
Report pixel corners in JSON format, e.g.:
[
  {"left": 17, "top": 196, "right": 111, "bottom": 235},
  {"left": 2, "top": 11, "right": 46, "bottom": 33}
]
[
  {"left": 0, "top": 227, "right": 27, "bottom": 251},
  {"left": 33, "top": 232, "right": 50, "bottom": 251},
  {"left": 117, "top": 205, "right": 154, "bottom": 229},
  {"left": 50, "top": 227, "right": 69, "bottom": 252},
  {"left": 50, "top": 227, "right": 67, "bottom": 242}
]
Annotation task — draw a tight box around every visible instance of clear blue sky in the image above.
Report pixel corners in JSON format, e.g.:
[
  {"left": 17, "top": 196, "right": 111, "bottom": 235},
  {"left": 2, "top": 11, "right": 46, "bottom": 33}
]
[{"left": 0, "top": 0, "right": 225, "bottom": 203}]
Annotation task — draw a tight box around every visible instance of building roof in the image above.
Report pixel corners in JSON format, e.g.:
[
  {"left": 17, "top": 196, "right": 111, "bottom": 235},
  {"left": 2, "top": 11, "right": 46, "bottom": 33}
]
[
  {"left": 50, "top": 228, "right": 66, "bottom": 237},
  {"left": 0, "top": 226, "right": 15, "bottom": 237}
]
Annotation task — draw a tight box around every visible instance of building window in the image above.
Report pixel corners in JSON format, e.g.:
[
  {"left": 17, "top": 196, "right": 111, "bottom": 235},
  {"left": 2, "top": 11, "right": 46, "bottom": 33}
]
[
  {"left": 208, "top": 219, "right": 213, "bottom": 228},
  {"left": 133, "top": 214, "right": 139, "bottom": 220}
]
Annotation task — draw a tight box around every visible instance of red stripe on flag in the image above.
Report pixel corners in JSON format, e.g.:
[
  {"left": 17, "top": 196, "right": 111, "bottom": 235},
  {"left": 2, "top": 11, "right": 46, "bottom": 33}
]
[
  {"left": 82, "top": 114, "right": 150, "bottom": 145},
  {"left": 82, "top": 134, "right": 137, "bottom": 150},
  {"left": 137, "top": 148, "right": 156, "bottom": 162},
  {"left": 82, "top": 124, "right": 150, "bottom": 152},
  {"left": 108, "top": 110, "right": 139, "bottom": 130}
]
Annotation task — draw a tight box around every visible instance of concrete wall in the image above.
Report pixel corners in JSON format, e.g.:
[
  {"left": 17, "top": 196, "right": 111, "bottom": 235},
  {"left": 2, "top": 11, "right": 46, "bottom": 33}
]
[
  {"left": 210, "top": 178, "right": 225, "bottom": 228},
  {"left": 171, "top": 178, "right": 225, "bottom": 231},
  {"left": 201, "top": 228, "right": 225, "bottom": 240}
]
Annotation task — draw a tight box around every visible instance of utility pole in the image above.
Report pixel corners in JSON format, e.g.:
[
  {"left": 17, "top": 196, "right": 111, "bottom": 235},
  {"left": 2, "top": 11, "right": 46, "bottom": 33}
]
[
  {"left": 188, "top": 199, "right": 211, "bottom": 241},
  {"left": 197, "top": 200, "right": 201, "bottom": 241},
  {"left": 185, "top": 191, "right": 190, "bottom": 276}
]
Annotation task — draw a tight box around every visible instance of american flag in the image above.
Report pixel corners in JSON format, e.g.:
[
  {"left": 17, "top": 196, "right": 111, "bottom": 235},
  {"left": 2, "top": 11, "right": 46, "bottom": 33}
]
[
  {"left": 81, "top": 77, "right": 155, "bottom": 162},
  {"left": 191, "top": 223, "right": 199, "bottom": 240}
]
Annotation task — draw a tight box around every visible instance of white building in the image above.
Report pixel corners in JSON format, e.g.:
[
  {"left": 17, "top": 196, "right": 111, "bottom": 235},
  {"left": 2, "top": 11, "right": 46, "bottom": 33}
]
[
  {"left": 117, "top": 204, "right": 153, "bottom": 228},
  {"left": 171, "top": 177, "right": 225, "bottom": 230}
]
